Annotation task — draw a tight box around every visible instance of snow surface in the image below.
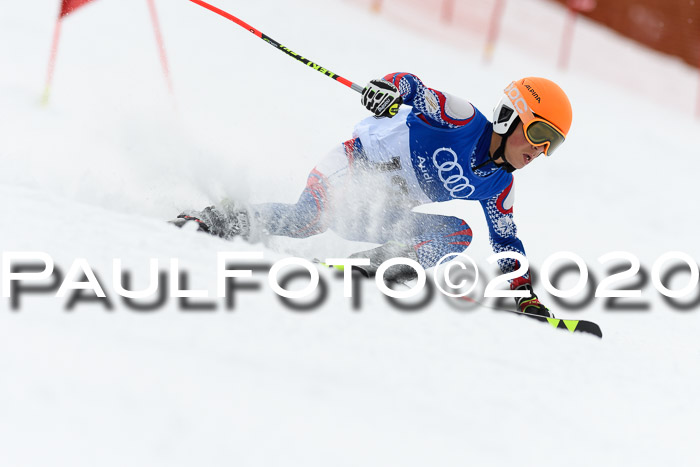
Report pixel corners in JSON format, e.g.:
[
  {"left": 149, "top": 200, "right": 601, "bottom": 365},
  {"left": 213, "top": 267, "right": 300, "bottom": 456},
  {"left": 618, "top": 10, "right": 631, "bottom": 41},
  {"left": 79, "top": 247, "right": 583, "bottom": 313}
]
[{"left": 1, "top": 0, "right": 700, "bottom": 466}]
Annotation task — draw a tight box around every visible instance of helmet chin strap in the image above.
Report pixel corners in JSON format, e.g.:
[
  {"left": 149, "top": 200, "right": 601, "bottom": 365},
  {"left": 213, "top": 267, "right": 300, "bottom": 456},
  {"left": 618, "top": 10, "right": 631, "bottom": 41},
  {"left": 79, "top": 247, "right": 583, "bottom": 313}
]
[
  {"left": 491, "top": 133, "right": 517, "bottom": 173},
  {"left": 475, "top": 117, "right": 520, "bottom": 173}
]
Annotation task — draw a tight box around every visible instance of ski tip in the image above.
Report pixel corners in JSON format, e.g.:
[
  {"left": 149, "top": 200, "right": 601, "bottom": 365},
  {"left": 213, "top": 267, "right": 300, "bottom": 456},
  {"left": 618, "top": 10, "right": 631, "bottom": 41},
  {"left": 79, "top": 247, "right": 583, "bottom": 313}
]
[
  {"left": 574, "top": 321, "right": 603, "bottom": 339},
  {"left": 547, "top": 317, "right": 603, "bottom": 338}
]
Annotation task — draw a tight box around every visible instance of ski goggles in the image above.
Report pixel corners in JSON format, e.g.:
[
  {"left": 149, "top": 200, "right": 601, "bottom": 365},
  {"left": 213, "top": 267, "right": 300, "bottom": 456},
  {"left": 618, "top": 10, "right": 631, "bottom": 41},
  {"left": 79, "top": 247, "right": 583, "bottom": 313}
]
[{"left": 504, "top": 82, "right": 566, "bottom": 156}]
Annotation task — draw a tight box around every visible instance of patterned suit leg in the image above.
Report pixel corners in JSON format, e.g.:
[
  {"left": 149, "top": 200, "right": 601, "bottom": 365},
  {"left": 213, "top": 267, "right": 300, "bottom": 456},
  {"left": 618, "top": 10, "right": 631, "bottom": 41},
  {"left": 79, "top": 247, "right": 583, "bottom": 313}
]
[{"left": 250, "top": 139, "right": 362, "bottom": 239}]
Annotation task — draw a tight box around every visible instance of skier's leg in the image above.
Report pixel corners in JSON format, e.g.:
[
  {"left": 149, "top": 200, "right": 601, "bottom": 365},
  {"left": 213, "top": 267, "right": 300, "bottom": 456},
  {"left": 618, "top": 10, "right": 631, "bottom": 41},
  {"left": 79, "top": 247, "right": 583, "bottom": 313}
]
[
  {"left": 249, "top": 168, "right": 333, "bottom": 238},
  {"left": 250, "top": 139, "right": 362, "bottom": 238},
  {"left": 175, "top": 139, "right": 364, "bottom": 240},
  {"left": 409, "top": 215, "right": 474, "bottom": 269},
  {"left": 345, "top": 212, "right": 473, "bottom": 281}
]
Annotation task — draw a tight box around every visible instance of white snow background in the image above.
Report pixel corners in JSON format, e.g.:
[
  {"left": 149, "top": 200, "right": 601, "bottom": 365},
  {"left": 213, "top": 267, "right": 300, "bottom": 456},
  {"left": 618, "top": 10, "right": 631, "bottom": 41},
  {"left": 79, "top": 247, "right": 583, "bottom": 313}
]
[{"left": 1, "top": 0, "right": 699, "bottom": 466}]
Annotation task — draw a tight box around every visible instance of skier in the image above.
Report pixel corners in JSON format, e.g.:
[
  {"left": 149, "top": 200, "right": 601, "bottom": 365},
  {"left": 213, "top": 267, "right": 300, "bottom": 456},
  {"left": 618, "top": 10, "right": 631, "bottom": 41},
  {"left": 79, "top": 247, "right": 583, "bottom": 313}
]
[{"left": 174, "top": 73, "right": 572, "bottom": 317}]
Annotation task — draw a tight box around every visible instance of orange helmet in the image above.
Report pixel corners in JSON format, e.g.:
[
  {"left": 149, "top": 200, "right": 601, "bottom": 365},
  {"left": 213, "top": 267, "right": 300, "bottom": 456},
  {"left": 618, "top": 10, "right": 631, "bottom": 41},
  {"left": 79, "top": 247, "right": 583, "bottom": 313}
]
[{"left": 493, "top": 77, "right": 572, "bottom": 156}]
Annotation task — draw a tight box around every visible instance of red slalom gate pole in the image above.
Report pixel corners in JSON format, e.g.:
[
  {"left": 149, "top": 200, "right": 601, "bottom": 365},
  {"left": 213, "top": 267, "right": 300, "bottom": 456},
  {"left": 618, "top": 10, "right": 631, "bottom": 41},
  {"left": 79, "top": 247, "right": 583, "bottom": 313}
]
[
  {"left": 558, "top": 0, "right": 596, "bottom": 70},
  {"left": 483, "top": 0, "right": 505, "bottom": 64},
  {"left": 441, "top": 0, "right": 455, "bottom": 24},
  {"left": 188, "top": 0, "right": 365, "bottom": 94},
  {"left": 42, "top": 16, "right": 63, "bottom": 105},
  {"left": 558, "top": 7, "right": 577, "bottom": 70},
  {"left": 146, "top": 0, "right": 174, "bottom": 95},
  {"left": 697, "top": 54, "right": 700, "bottom": 119}
]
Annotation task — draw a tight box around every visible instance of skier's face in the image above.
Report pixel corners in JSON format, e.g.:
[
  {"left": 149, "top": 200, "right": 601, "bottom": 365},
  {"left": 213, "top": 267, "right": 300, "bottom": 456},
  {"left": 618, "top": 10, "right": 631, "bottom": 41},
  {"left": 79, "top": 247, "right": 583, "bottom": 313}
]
[{"left": 505, "top": 121, "right": 545, "bottom": 170}]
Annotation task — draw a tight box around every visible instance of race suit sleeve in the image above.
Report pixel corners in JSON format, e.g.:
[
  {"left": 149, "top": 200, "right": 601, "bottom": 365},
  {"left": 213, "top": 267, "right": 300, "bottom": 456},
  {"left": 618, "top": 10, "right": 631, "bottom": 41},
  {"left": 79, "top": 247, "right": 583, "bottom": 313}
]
[
  {"left": 382, "top": 72, "right": 477, "bottom": 129},
  {"left": 478, "top": 182, "right": 531, "bottom": 284}
]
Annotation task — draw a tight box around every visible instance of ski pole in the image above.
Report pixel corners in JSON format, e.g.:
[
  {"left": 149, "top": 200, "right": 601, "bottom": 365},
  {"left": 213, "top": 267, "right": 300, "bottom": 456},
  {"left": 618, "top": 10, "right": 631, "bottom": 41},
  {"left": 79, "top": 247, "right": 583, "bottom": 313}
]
[{"left": 188, "top": 0, "right": 365, "bottom": 94}]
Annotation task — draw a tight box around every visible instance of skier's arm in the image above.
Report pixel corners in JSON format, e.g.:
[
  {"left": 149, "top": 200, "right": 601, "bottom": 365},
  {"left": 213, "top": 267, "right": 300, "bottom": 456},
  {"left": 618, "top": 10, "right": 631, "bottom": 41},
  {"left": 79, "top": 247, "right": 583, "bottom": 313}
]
[
  {"left": 479, "top": 192, "right": 528, "bottom": 280},
  {"left": 479, "top": 184, "right": 551, "bottom": 316},
  {"left": 381, "top": 72, "right": 477, "bottom": 129}
]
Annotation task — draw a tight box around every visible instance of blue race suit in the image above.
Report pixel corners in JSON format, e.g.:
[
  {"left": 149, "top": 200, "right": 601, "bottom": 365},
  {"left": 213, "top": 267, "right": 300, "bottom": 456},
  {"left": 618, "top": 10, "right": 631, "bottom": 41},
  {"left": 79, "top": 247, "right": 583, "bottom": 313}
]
[{"left": 251, "top": 73, "right": 527, "bottom": 279}]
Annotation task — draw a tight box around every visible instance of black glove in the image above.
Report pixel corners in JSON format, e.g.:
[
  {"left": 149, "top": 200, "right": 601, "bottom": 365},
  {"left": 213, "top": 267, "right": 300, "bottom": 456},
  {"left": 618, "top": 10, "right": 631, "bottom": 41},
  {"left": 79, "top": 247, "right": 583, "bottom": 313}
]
[
  {"left": 513, "top": 283, "right": 553, "bottom": 318},
  {"left": 361, "top": 79, "right": 403, "bottom": 118}
]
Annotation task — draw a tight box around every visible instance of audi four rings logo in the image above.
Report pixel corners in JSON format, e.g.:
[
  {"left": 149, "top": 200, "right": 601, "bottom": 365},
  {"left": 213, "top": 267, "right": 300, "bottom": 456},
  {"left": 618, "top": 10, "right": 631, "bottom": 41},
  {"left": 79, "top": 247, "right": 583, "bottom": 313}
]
[{"left": 432, "top": 147, "right": 475, "bottom": 199}]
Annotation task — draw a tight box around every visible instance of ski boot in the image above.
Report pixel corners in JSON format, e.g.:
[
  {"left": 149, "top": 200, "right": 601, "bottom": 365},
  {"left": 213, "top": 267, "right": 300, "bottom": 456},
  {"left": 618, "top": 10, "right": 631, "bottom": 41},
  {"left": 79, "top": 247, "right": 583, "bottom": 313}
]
[{"left": 513, "top": 283, "right": 553, "bottom": 318}]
